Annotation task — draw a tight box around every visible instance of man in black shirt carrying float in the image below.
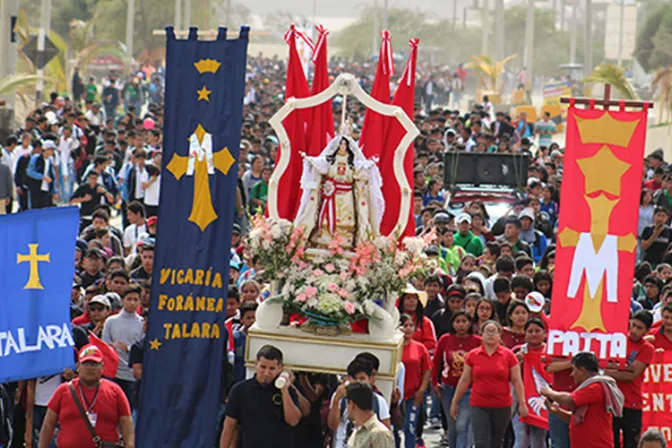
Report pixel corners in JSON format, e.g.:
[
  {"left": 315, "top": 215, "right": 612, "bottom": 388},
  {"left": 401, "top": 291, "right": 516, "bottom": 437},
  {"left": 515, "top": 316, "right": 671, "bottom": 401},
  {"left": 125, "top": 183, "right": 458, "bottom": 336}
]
[{"left": 219, "top": 345, "right": 303, "bottom": 448}]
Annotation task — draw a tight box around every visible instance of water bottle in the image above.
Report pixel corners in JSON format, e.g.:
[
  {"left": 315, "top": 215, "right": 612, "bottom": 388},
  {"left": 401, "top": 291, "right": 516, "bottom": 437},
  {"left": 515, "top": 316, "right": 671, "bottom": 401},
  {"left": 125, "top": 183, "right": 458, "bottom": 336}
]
[{"left": 275, "top": 371, "right": 290, "bottom": 389}]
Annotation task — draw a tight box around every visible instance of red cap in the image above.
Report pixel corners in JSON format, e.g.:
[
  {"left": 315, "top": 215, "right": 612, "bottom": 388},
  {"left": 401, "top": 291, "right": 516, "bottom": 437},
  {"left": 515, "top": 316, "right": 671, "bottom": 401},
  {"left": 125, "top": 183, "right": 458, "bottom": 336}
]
[
  {"left": 79, "top": 344, "right": 104, "bottom": 363},
  {"left": 147, "top": 216, "right": 157, "bottom": 226}
]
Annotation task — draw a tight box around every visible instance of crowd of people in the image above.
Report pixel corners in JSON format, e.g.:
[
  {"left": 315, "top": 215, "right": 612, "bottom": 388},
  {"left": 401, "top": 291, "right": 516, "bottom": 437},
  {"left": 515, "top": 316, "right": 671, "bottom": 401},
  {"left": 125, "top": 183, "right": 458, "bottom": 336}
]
[{"left": 0, "top": 53, "right": 670, "bottom": 448}]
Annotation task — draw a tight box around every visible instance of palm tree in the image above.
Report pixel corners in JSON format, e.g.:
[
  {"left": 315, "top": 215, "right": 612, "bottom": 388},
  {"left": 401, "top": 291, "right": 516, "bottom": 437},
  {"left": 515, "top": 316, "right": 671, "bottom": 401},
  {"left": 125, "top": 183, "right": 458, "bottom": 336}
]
[
  {"left": 583, "top": 63, "right": 639, "bottom": 100},
  {"left": 652, "top": 66, "right": 672, "bottom": 123},
  {"left": 68, "top": 14, "right": 131, "bottom": 80},
  {"left": 466, "top": 54, "right": 517, "bottom": 101}
]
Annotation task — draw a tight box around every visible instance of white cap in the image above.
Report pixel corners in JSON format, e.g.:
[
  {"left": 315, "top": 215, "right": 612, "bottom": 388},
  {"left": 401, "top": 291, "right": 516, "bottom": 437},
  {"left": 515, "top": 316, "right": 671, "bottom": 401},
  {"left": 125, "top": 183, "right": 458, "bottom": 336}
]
[
  {"left": 43, "top": 140, "right": 56, "bottom": 150},
  {"left": 518, "top": 207, "right": 535, "bottom": 222},
  {"left": 525, "top": 292, "right": 545, "bottom": 313},
  {"left": 456, "top": 213, "right": 472, "bottom": 225}
]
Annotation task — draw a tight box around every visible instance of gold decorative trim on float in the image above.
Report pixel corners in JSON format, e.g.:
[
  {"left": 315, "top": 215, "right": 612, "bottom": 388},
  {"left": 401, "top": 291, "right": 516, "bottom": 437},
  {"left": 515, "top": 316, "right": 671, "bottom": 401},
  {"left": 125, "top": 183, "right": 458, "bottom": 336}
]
[{"left": 244, "top": 326, "right": 403, "bottom": 378}]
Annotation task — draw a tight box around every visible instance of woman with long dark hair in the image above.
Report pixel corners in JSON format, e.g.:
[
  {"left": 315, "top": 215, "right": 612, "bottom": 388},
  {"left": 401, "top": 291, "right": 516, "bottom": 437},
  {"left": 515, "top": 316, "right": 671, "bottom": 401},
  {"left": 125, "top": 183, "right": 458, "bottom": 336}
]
[
  {"left": 398, "top": 287, "right": 437, "bottom": 353},
  {"left": 450, "top": 320, "right": 528, "bottom": 448},
  {"left": 434, "top": 311, "right": 482, "bottom": 448},
  {"left": 502, "top": 300, "right": 529, "bottom": 349}
]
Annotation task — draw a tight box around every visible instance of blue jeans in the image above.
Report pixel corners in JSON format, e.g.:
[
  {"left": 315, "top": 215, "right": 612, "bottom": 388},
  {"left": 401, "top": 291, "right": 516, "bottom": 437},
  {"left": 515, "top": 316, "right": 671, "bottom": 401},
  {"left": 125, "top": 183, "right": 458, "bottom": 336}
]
[
  {"left": 549, "top": 411, "right": 570, "bottom": 448},
  {"left": 428, "top": 386, "right": 441, "bottom": 420},
  {"left": 402, "top": 398, "right": 421, "bottom": 448},
  {"left": 440, "top": 385, "right": 473, "bottom": 448},
  {"left": 512, "top": 410, "right": 546, "bottom": 448}
]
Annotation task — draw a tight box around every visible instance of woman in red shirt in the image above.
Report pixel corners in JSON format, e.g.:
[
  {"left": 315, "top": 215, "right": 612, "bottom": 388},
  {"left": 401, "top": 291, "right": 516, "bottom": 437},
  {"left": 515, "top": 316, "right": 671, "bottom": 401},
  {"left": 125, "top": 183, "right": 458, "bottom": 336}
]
[
  {"left": 399, "top": 313, "right": 432, "bottom": 448},
  {"left": 502, "top": 300, "right": 529, "bottom": 349},
  {"left": 511, "top": 317, "right": 548, "bottom": 448},
  {"left": 397, "top": 287, "right": 437, "bottom": 354},
  {"left": 450, "top": 320, "right": 528, "bottom": 448},
  {"left": 433, "top": 311, "right": 481, "bottom": 448},
  {"left": 472, "top": 297, "right": 498, "bottom": 335}
]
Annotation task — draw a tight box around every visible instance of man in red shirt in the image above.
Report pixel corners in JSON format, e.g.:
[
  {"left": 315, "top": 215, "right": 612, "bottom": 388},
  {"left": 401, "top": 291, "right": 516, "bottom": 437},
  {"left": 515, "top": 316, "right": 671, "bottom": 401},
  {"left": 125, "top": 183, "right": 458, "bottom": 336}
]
[
  {"left": 652, "top": 303, "right": 672, "bottom": 351},
  {"left": 541, "top": 352, "right": 624, "bottom": 448},
  {"left": 605, "top": 310, "right": 655, "bottom": 448},
  {"left": 38, "top": 344, "right": 134, "bottom": 448},
  {"left": 644, "top": 168, "right": 664, "bottom": 192}
]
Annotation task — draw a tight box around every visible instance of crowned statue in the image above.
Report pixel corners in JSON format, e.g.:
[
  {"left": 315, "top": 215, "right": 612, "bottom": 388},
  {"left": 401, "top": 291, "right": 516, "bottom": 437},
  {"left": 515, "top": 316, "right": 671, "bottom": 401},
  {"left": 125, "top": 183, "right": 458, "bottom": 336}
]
[{"left": 294, "top": 120, "right": 385, "bottom": 250}]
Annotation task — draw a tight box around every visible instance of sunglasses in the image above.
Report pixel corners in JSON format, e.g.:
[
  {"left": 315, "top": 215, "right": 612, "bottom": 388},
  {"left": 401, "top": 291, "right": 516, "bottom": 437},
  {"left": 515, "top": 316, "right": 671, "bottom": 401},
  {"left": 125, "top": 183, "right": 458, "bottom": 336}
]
[{"left": 89, "top": 305, "right": 106, "bottom": 312}]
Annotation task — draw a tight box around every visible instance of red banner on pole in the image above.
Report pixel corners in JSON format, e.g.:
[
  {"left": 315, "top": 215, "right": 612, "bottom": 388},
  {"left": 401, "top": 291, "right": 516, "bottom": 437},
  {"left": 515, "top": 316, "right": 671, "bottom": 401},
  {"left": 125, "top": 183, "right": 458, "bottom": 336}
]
[
  {"left": 642, "top": 350, "right": 672, "bottom": 441},
  {"left": 547, "top": 105, "right": 647, "bottom": 361}
]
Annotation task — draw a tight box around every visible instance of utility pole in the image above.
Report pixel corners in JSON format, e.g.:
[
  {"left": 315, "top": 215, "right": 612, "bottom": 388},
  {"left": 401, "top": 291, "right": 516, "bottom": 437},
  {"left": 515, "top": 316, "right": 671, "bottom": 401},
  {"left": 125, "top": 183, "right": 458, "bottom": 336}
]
[
  {"left": 371, "top": 0, "right": 378, "bottom": 57},
  {"left": 569, "top": 0, "right": 577, "bottom": 63},
  {"left": 174, "top": 0, "right": 182, "bottom": 30},
  {"left": 184, "top": 0, "right": 192, "bottom": 28},
  {"left": 495, "top": 0, "right": 505, "bottom": 59},
  {"left": 481, "top": 0, "right": 490, "bottom": 56},
  {"left": 125, "top": 0, "right": 135, "bottom": 57},
  {"left": 453, "top": 0, "right": 458, "bottom": 28},
  {"left": 0, "top": 0, "right": 19, "bottom": 109},
  {"left": 523, "top": 0, "right": 534, "bottom": 92},
  {"left": 383, "top": 0, "right": 388, "bottom": 31},
  {"left": 35, "top": 0, "right": 52, "bottom": 104},
  {"left": 583, "top": 0, "right": 593, "bottom": 74},
  {"left": 617, "top": 0, "right": 625, "bottom": 66},
  {"left": 560, "top": 0, "right": 565, "bottom": 30}
]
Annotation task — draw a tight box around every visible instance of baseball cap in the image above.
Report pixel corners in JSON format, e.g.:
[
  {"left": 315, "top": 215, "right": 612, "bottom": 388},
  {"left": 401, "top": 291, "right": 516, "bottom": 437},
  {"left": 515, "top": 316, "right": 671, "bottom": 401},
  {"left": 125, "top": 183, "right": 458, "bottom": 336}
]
[
  {"left": 75, "top": 239, "right": 88, "bottom": 253},
  {"left": 89, "top": 294, "right": 111, "bottom": 309},
  {"left": 518, "top": 208, "right": 536, "bottom": 222},
  {"left": 456, "top": 213, "right": 472, "bottom": 225},
  {"left": 525, "top": 292, "right": 545, "bottom": 313},
  {"left": 84, "top": 248, "right": 102, "bottom": 259},
  {"left": 232, "top": 223, "right": 242, "bottom": 235},
  {"left": 79, "top": 344, "right": 104, "bottom": 363},
  {"left": 105, "top": 292, "right": 122, "bottom": 311},
  {"left": 43, "top": 140, "right": 56, "bottom": 150},
  {"left": 147, "top": 216, "right": 158, "bottom": 226}
]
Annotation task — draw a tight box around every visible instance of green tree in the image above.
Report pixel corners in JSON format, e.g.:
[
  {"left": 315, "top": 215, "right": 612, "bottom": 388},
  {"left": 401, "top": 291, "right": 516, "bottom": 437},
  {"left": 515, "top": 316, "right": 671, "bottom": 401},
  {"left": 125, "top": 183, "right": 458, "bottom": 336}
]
[{"left": 635, "top": 3, "right": 672, "bottom": 71}]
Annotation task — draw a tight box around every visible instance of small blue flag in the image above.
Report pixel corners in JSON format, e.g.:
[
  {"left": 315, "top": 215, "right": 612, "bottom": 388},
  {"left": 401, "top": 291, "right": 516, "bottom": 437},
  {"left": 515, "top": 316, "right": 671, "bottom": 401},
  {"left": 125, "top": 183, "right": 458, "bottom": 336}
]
[
  {"left": 137, "top": 26, "right": 249, "bottom": 448},
  {"left": 0, "top": 207, "right": 79, "bottom": 382}
]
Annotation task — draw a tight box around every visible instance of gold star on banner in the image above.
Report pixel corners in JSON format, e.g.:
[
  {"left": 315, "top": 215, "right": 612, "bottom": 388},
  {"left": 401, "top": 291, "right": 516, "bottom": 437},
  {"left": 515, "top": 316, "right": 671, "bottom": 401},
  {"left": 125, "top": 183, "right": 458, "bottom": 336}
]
[
  {"left": 149, "top": 338, "right": 162, "bottom": 350},
  {"left": 197, "top": 85, "right": 211, "bottom": 102},
  {"left": 576, "top": 145, "right": 631, "bottom": 196}
]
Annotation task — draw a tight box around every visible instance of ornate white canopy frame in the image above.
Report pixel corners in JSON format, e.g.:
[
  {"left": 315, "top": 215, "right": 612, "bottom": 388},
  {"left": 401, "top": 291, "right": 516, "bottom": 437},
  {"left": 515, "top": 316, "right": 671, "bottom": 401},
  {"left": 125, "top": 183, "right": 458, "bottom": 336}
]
[{"left": 268, "top": 73, "right": 420, "bottom": 238}]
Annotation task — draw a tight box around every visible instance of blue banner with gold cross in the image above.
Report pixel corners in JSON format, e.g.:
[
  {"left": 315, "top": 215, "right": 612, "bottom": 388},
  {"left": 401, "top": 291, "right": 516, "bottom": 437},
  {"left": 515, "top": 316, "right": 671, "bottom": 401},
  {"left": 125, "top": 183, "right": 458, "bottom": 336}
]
[
  {"left": 137, "top": 26, "right": 249, "bottom": 447},
  {"left": 0, "top": 207, "right": 79, "bottom": 383}
]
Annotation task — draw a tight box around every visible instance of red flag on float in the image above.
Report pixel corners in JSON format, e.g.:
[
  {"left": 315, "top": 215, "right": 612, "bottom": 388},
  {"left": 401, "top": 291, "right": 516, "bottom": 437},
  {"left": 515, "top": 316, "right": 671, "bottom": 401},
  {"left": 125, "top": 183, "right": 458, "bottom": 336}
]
[
  {"left": 548, "top": 101, "right": 649, "bottom": 361},
  {"left": 87, "top": 331, "right": 120, "bottom": 378},
  {"left": 306, "top": 25, "right": 334, "bottom": 157},
  {"left": 380, "top": 38, "right": 419, "bottom": 238},
  {"left": 273, "top": 25, "right": 313, "bottom": 220},
  {"left": 521, "top": 348, "right": 553, "bottom": 430},
  {"left": 359, "top": 30, "right": 394, "bottom": 159}
]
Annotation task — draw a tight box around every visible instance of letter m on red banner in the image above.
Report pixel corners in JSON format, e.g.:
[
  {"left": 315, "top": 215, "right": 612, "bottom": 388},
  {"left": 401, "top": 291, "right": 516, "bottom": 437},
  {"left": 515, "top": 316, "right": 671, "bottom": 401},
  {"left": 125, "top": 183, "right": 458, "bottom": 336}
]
[{"left": 548, "top": 103, "right": 649, "bottom": 361}]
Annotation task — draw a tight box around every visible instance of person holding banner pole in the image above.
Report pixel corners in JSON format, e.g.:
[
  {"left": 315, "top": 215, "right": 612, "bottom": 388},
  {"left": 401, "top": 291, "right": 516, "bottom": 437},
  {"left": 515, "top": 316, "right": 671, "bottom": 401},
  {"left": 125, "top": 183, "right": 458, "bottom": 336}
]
[
  {"left": 541, "top": 352, "right": 624, "bottom": 448},
  {"left": 450, "top": 320, "right": 528, "bottom": 448},
  {"left": 604, "top": 310, "right": 654, "bottom": 448}
]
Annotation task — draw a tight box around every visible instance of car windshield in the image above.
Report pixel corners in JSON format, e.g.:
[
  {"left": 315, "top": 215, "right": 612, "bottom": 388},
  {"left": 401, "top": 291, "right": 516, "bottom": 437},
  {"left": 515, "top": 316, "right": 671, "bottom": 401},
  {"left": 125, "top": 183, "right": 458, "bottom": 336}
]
[{"left": 448, "top": 200, "right": 514, "bottom": 224}]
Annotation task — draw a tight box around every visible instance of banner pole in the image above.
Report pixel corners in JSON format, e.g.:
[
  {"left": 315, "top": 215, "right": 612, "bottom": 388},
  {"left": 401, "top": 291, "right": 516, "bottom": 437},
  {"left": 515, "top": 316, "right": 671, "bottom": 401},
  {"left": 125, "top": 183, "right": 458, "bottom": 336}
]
[{"left": 25, "top": 379, "right": 35, "bottom": 447}]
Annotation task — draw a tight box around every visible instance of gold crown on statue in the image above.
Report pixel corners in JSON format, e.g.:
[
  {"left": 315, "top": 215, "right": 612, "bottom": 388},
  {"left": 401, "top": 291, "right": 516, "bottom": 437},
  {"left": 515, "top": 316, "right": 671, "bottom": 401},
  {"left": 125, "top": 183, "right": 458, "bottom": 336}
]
[
  {"left": 194, "top": 58, "right": 222, "bottom": 74},
  {"left": 339, "top": 118, "right": 354, "bottom": 137},
  {"left": 574, "top": 113, "right": 639, "bottom": 147}
]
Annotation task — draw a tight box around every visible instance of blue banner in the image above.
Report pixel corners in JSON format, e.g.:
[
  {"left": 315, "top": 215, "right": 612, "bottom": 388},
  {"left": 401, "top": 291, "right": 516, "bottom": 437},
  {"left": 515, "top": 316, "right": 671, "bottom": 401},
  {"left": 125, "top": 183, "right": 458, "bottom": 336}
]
[
  {"left": 0, "top": 207, "right": 79, "bottom": 383},
  {"left": 137, "top": 26, "right": 249, "bottom": 448}
]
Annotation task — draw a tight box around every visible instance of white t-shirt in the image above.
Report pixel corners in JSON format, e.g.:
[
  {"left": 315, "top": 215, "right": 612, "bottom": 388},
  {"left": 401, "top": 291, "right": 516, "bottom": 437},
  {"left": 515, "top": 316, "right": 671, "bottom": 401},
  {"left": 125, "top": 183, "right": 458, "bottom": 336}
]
[
  {"left": 330, "top": 390, "right": 390, "bottom": 448},
  {"left": 135, "top": 166, "right": 149, "bottom": 200},
  {"left": 35, "top": 374, "right": 62, "bottom": 406},
  {"left": 123, "top": 223, "right": 147, "bottom": 254},
  {"left": 144, "top": 173, "right": 161, "bottom": 206}
]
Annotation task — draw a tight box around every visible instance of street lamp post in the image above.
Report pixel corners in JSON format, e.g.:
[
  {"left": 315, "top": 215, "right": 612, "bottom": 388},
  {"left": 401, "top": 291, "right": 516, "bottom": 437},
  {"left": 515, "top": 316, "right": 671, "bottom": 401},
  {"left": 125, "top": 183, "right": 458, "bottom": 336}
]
[{"left": 35, "top": 0, "right": 52, "bottom": 103}]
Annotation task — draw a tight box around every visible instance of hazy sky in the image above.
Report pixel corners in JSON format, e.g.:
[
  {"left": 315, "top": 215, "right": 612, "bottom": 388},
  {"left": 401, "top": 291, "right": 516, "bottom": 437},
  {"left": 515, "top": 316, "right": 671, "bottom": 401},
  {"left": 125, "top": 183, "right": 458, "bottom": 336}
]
[{"left": 242, "top": 0, "right": 468, "bottom": 20}]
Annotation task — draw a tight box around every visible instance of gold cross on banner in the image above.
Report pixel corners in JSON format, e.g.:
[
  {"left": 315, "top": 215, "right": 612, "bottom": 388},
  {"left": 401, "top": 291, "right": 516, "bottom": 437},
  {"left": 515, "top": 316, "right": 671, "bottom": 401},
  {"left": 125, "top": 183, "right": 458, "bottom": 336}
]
[
  {"left": 166, "top": 124, "right": 235, "bottom": 231},
  {"left": 17, "top": 243, "right": 51, "bottom": 290}
]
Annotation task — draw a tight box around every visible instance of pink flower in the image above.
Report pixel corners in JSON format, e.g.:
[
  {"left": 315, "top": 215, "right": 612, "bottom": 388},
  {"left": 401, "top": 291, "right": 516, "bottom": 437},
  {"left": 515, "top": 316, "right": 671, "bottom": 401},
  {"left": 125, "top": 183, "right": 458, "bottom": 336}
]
[
  {"left": 328, "top": 234, "right": 346, "bottom": 255},
  {"left": 296, "top": 293, "right": 308, "bottom": 302},
  {"left": 325, "top": 263, "right": 336, "bottom": 273},
  {"left": 312, "top": 269, "right": 324, "bottom": 277},
  {"left": 343, "top": 301, "right": 355, "bottom": 315},
  {"left": 339, "top": 271, "right": 348, "bottom": 281},
  {"left": 338, "top": 288, "right": 349, "bottom": 298},
  {"left": 305, "top": 286, "right": 318, "bottom": 297},
  {"left": 328, "top": 283, "right": 339, "bottom": 292}
]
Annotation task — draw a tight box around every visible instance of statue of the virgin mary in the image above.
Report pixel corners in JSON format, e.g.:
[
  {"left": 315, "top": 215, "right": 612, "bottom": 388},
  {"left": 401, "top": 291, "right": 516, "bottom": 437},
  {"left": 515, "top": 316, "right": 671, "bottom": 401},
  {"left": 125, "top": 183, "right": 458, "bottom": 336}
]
[{"left": 294, "top": 126, "right": 385, "bottom": 250}]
